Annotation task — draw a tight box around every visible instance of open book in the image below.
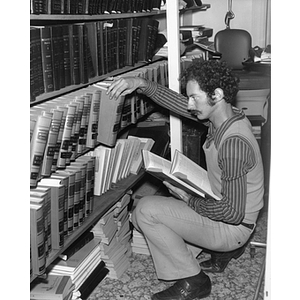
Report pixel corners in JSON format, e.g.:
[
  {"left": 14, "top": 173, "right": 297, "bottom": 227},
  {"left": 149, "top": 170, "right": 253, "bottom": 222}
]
[{"left": 142, "top": 149, "right": 220, "bottom": 200}]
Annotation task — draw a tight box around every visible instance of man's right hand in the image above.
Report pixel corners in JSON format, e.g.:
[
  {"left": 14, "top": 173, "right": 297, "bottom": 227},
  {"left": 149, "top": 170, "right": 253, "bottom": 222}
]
[{"left": 106, "top": 77, "right": 147, "bottom": 101}]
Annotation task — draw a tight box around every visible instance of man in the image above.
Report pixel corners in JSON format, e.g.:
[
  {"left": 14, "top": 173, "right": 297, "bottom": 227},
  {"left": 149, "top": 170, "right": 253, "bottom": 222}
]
[{"left": 107, "top": 60, "right": 264, "bottom": 300}]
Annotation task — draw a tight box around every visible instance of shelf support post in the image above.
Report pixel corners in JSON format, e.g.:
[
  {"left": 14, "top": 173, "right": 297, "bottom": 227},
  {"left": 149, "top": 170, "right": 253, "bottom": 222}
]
[{"left": 166, "top": 0, "right": 182, "bottom": 159}]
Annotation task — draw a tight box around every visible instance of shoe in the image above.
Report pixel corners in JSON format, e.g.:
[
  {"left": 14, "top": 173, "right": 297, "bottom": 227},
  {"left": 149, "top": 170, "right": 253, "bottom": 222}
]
[
  {"left": 200, "top": 245, "right": 246, "bottom": 273},
  {"left": 151, "top": 270, "right": 211, "bottom": 300}
]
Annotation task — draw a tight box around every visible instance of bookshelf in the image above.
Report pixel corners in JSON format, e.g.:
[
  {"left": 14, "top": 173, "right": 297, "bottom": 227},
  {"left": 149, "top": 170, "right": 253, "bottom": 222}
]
[{"left": 30, "top": 1, "right": 211, "bottom": 284}]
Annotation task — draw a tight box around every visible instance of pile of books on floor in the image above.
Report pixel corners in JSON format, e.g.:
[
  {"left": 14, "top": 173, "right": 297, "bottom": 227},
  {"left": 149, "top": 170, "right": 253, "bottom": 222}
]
[
  {"left": 91, "top": 192, "right": 133, "bottom": 279},
  {"left": 47, "top": 236, "right": 108, "bottom": 300},
  {"left": 131, "top": 228, "right": 151, "bottom": 256},
  {"left": 30, "top": 233, "right": 109, "bottom": 300}
]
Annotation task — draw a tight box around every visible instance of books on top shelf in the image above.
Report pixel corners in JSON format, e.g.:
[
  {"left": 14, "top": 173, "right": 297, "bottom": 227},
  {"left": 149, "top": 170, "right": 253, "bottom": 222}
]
[
  {"left": 30, "top": 16, "right": 161, "bottom": 102},
  {"left": 30, "top": 0, "right": 163, "bottom": 14},
  {"left": 142, "top": 149, "right": 221, "bottom": 200}
]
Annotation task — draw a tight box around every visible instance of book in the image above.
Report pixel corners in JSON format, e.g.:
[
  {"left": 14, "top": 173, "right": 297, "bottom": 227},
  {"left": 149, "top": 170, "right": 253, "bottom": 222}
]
[
  {"left": 40, "top": 109, "right": 64, "bottom": 177},
  {"left": 30, "top": 275, "right": 74, "bottom": 300},
  {"left": 30, "top": 191, "right": 50, "bottom": 258},
  {"left": 50, "top": 172, "right": 75, "bottom": 236},
  {"left": 62, "top": 24, "right": 72, "bottom": 87},
  {"left": 51, "top": 25, "right": 65, "bottom": 91},
  {"left": 142, "top": 149, "right": 221, "bottom": 200},
  {"left": 92, "top": 145, "right": 111, "bottom": 196},
  {"left": 38, "top": 26, "right": 55, "bottom": 93},
  {"left": 31, "top": 186, "right": 52, "bottom": 256},
  {"left": 59, "top": 231, "right": 94, "bottom": 261},
  {"left": 49, "top": 238, "right": 103, "bottom": 291},
  {"left": 38, "top": 179, "right": 66, "bottom": 249},
  {"left": 70, "top": 24, "right": 81, "bottom": 85},
  {"left": 30, "top": 198, "right": 46, "bottom": 276},
  {"left": 76, "top": 155, "right": 96, "bottom": 215},
  {"left": 84, "top": 88, "right": 101, "bottom": 148},
  {"left": 127, "top": 136, "right": 155, "bottom": 175},
  {"left": 78, "top": 263, "right": 109, "bottom": 300},
  {"left": 30, "top": 113, "right": 52, "bottom": 187},
  {"left": 56, "top": 103, "right": 76, "bottom": 168},
  {"left": 94, "top": 82, "right": 125, "bottom": 147},
  {"left": 66, "top": 162, "right": 88, "bottom": 225},
  {"left": 137, "top": 18, "right": 159, "bottom": 62}
]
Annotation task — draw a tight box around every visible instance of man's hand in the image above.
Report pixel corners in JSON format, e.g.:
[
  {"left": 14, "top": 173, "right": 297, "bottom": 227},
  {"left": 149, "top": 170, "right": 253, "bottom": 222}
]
[
  {"left": 106, "top": 77, "right": 146, "bottom": 101},
  {"left": 163, "top": 181, "right": 191, "bottom": 203}
]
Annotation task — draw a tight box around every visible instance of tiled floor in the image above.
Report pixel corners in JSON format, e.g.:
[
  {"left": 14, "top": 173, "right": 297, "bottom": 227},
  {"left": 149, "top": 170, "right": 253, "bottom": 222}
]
[{"left": 87, "top": 208, "right": 268, "bottom": 300}]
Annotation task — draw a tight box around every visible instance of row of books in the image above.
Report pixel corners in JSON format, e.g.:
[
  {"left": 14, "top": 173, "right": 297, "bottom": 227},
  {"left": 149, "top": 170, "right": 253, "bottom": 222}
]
[
  {"left": 87, "top": 136, "right": 154, "bottom": 196},
  {"left": 30, "top": 0, "right": 164, "bottom": 15},
  {"left": 30, "top": 156, "right": 96, "bottom": 278},
  {"left": 92, "top": 192, "right": 133, "bottom": 278},
  {"left": 30, "top": 17, "right": 159, "bottom": 101},
  {"left": 29, "top": 59, "right": 170, "bottom": 188}
]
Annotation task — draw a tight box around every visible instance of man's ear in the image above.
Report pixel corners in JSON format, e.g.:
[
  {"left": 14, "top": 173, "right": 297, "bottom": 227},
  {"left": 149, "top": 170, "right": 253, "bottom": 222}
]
[{"left": 212, "top": 88, "right": 224, "bottom": 103}]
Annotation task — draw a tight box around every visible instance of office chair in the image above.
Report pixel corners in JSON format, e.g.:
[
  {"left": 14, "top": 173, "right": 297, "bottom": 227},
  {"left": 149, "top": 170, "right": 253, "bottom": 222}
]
[{"left": 214, "top": 28, "right": 270, "bottom": 126}]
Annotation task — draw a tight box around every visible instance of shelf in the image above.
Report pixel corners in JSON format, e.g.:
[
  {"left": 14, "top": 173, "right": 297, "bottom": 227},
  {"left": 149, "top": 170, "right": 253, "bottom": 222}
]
[
  {"left": 30, "top": 10, "right": 166, "bottom": 22},
  {"left": 29, "top": 4, "right": 211, "bottom": 22},
  {"left": 180, "top": 4, "right": 211, "bottom": 13},
  {"left": 44, "top": 171, "right": 145, "bottom": 271},
  {"left": 30, "top": 56, "right": 165, "bottom": 106}
]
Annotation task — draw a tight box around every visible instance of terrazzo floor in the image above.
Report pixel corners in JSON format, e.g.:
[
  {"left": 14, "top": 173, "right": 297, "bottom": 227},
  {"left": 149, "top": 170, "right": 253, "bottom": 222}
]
[{"left": 87, "top": 208, "right": 268, "bottom": 300}]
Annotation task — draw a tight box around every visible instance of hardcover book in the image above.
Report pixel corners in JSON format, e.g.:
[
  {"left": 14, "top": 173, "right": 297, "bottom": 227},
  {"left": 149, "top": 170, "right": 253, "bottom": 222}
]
[
  {"left": 94, "top": 82, "right": 125, "bottom": 147},
  {"left": 142, "top": 149, "right": 221, "bottom": 200},
  {"left": 30, "top": 275, "right": 74, "bottom": 300}
]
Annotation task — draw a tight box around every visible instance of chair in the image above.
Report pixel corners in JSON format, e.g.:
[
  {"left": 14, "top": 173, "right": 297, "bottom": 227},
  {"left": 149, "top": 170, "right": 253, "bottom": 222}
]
[{"left": 214, "top": 28, "right": 271, "bottom": 144}]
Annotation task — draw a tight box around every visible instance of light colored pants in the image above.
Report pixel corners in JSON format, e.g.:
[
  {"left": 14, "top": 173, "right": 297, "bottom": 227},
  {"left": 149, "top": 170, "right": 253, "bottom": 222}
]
[{"left": 132, "top": 195, "right": 255, "bottom": 280}]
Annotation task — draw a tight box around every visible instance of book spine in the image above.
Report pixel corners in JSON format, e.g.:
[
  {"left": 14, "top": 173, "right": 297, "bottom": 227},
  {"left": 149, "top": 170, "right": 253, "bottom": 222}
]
[
  {"left": 30, "top": 115, "right": 52, "bottom": 187},
  {"left": 72, "top": 170, "right": 81, "bottom": 229},
  {"left": 71, "top": 24, "right": 81, "bottom": 85},
  {"left": 96, "top": 21, "right": 105, "bottom": 76},
  {"left": 62, "top": 24, "right": 72, "bottom": 87},
  {"left": 52, "top": 185, "right": 65, "bottom": 249},
  {"left": 86, "top": 90, "right": 101, "bottom": 148},
  {"left": 51, "top": 106, "right": 67, "bottom": 172},
  {"left": 69, "top": 99, "right": 82, "bottom": 162},
  {"left": 39, "top": 26, "right": 54, "bottom": 93},
  {"left": 40, "top": 109, "right": 63, "bottom": 177},
  {"left": 96, "top": 85, "right": 125, "bottom": 147},
  {"left": 68, "top": 100, "right": 79, "bottom": 164},
  {"left": 57, "top": 104, "right": 76, "bottom": 168},
  {"left": 73, "top": 97, "right": 85, "bottom": 156},
  {"left": 30, "top": 203, "right": 46, "bottom": 276},
  {"left": 60, "top": 231, "right": 94, "bottom": 260}
]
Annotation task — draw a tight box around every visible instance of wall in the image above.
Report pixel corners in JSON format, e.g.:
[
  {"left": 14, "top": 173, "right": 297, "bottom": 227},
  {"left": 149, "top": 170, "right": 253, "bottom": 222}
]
[{"left": 181, "top": 0, "right": 271, "bottom": 48}]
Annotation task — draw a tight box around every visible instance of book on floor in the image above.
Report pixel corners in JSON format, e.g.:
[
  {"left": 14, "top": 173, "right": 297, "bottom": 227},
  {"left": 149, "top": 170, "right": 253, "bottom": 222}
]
[
  {"left": 30, "top": 275, "right": 74, "bottom": 300},
  {"left": 142, "top": 149, "right": 220, "bottom": 200}
]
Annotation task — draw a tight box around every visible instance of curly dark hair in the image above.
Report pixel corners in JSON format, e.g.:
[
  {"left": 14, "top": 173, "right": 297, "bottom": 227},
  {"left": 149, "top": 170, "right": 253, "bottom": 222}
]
[{"left": 180, "top": 59, "right": 240, "bottom": 104}]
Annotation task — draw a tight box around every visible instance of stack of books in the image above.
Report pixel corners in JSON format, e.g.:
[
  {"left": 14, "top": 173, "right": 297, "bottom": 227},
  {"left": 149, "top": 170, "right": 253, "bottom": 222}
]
[
  {"left": 48, "top": 237, "right": 108, "bottom": 296},
  {"left": 131, "top": 228, "right": 151, "bottom": 256},
  {"left": 92, "top": 193, "right": 133, "bottom": 279}
]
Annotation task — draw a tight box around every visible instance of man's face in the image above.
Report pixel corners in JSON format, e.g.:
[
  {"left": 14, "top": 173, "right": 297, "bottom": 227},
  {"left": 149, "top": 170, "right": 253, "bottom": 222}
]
[{"left": 186, "top": 80, "right": 214, "bottom": 121}]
